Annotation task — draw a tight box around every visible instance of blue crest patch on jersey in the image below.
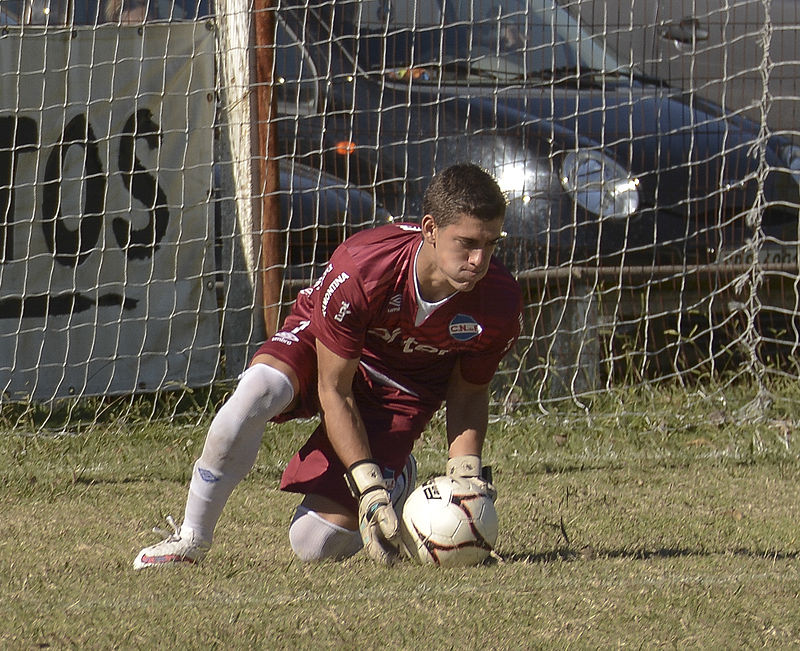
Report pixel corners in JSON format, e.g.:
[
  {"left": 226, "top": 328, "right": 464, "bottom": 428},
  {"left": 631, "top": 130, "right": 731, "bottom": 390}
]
[{"left": 449, "top": 314, "right": 483, "bottom": 341}]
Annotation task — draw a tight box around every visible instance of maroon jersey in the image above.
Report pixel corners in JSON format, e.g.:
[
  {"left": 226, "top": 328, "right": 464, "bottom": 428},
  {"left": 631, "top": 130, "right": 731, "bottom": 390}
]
[
  {"left": 270, "top": 222, "right": 522, "bottom": 507},
  {"left": 291, "top": 222, "right": 522, "bottom": 405}
]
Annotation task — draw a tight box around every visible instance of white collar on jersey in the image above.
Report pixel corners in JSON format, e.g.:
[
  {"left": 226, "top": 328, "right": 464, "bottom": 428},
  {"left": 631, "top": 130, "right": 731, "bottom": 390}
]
[{"left": 413, "top": 241, "right": 456, "bottom": 327}]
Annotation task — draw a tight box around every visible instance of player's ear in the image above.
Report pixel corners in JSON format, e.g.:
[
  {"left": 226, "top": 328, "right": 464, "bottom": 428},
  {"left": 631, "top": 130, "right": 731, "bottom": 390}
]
[{"left": 421, "top": 214, "right": 436, "bottom": 246}]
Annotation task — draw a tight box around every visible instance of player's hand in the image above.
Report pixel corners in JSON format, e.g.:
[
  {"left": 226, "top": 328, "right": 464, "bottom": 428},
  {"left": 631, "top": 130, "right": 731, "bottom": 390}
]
[
  {"left": 345, "top": 460, "right": 401, "bottom": 564},
  {"left": 446, "top": 454, "right": 497, "bottom": 501}
]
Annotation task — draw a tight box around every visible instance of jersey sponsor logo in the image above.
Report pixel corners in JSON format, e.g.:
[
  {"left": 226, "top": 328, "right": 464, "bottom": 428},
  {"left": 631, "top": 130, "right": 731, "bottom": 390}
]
[
  {"left": 369, "top": 327, "right": 450, "bottom": 356},
  {"left": 334, "top": 301, "right": 352, "bottom": 322},
  {"left": 388, "top": 293, "right": 402, "bottom": 313},
  {"left": 449, "top": 314, "right": 483, "bottom": 341},
  {"left": 299, "top": 263, "right": 334, "bottom": 298},
  {"left": 396, "top": 223, "right": 422, "bottom": 232},
  {"left": 314, "top": 263, "right": 334, "bottom": 289},
  {"left": 321, "top": 271, "right": 350, "bottom": 317}
]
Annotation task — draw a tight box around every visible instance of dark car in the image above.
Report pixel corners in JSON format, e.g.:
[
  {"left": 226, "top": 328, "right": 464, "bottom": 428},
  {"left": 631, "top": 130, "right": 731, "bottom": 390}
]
[
  {"left": 272, "top": 0, "right": 800, "bottom": 271},
  {"left": 572, "top": 0, "right": 800, "bottom": 140},
  {"left": 5, "top": 0, "right": 207, "bottom": 24},
  {"left": 276, "top": 161, "right": 391, "bottom": 281},
  {"left": 215, "top": 160, "right": 391, "bottom": 285}
]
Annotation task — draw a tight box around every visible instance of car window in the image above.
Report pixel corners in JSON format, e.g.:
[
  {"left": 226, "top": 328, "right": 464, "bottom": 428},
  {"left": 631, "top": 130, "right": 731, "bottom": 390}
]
[
  {"left": 274, "top": 18, "right": 319, "bottom": 116},
  {"left": 335, "top": 0, "right": 622, "bottom": 83},
  {"left": 572, "top": 0, "right": 800, "bottom": 134},
  {"left": 98, "top": 0, "right": 200, "bottom": 23},
  {"left": 23, "top": 0, "right": 70, "bottom": 25},
  {"left": 1, "top": 0, "right": 24, "bottom": 23},
  {"left": 7, "top": 0, "right": 210, "bottom": 24},
  {"left": 360, "top": 0, "right": 440, "bottom": 27},
  {"left": 460, "top": 0, "right": 576, "bottom": 73}
]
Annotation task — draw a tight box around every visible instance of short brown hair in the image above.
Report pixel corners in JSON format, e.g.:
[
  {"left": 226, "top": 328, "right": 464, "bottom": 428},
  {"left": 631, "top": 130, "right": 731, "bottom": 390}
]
[{"left": 421, "top": 163, "right": 507, "bottom": 228}]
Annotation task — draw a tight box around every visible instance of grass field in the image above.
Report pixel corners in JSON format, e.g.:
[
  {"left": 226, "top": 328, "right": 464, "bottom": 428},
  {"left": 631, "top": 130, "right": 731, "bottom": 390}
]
[{"left": 4, "top": 381, "right": 800, "bottom": 648}]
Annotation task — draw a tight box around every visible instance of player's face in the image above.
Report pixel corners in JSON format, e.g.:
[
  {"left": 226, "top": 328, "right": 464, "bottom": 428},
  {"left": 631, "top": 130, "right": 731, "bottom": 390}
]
[{"left": 421, "top": 213, "right": 505, "bottom": 295}]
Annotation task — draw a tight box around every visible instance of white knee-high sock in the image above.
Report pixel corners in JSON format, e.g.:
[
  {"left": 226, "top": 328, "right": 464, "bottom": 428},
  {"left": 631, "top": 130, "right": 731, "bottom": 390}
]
[
  {"left": 182, "top": 364, "right": 294, "bottom": 542},
  {"left": 288, "top": 506, "right": 362, "bottom": 562}
]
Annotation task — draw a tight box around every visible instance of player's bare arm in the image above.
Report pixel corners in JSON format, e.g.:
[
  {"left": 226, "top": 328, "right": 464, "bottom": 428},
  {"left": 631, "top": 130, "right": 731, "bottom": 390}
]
[
  {"left": 316, "top": 339, "right": 401, "bottom": 562},
  {"left": 444, "top": 360, "right": 496, "bottom": 499},
  {"left": 315, "top": 340, "right": 371, "bottom": 468},
  {"left": 445, "top": 359, "right": 490, "bottom": 458}
]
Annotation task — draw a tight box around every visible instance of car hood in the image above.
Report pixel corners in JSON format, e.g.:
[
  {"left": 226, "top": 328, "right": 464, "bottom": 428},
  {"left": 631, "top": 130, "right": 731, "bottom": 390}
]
[
  {"left": 422, "top": 79, "right": 794, "bottom": 266},
  {"left": 463, "top": 79, "right": 771, "bottom": 175},
  {"left": 436, "top": 77, "right": 798, "bottom": 225}
]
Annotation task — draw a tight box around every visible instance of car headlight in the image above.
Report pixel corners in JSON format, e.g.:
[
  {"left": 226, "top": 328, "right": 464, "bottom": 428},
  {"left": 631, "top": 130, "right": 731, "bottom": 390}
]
[
  {"left": 779, "top": 143, "right": 800, "bottom": 186},
  {"left": 560, "top": 150, "right": 640, "bottom": 219},
  {"left": 496, "top": 163, "right": 527, "bottom": 197}
]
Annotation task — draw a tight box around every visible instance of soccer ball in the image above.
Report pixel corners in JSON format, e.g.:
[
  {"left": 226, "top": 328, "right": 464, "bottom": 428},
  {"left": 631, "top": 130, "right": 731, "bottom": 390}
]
[{"left": 399, "top": 475, "right": 498, "bottom": 567}]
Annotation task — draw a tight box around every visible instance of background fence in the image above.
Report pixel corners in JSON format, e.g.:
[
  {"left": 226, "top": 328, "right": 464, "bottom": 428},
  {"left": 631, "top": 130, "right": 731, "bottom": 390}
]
[{"left": 1, "top": 0, "right": 799, "bottom": 429}]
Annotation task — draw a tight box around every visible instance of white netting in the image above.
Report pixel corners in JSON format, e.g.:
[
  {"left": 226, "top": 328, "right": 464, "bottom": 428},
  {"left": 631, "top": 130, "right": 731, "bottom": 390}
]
[{"left": 1, "top": 0, "right": 799, "bottom": 428}]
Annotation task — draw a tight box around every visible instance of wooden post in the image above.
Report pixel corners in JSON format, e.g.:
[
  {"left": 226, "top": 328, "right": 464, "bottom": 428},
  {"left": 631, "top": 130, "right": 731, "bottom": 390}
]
[{"left": 253, "top": 0, "right": 281, "bottom": 336}]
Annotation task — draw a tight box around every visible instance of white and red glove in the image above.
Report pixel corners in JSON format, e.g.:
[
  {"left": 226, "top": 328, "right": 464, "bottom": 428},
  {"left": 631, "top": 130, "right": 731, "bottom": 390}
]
[
  {"left": 345, "top": 459, "right": 401, "bottom": 564},
  {"left": 446, "top": 454, "right": 497, "bottom": 501}
]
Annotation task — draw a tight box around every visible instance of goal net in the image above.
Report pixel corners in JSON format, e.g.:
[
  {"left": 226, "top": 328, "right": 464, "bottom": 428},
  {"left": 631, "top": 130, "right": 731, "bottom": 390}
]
[{"left": 1, "top": 0, "right": 799, "bottom": 427}]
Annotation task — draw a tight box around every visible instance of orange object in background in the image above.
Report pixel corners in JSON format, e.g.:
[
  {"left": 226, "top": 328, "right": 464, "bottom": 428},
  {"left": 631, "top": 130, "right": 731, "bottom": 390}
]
[{"left": 335, "top": 140, "right": 356, "bottom": 155}]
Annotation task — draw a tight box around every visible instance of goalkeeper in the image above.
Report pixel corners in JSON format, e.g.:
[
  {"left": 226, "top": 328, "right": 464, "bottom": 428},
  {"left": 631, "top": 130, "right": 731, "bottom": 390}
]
[{"left": 134, "top": 163, "right": 522, "bottom": 567}]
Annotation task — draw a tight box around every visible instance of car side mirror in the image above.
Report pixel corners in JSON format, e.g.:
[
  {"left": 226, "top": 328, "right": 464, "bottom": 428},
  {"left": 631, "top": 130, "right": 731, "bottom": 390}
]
[{"left": 659, "top": 17, "right": 710, "bottom": 45}]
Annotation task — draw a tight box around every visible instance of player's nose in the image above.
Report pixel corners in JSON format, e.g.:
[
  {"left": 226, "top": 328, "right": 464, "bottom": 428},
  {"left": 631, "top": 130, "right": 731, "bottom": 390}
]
[{"left": 468, "top": 248, "right": 487, "bottom": 268}]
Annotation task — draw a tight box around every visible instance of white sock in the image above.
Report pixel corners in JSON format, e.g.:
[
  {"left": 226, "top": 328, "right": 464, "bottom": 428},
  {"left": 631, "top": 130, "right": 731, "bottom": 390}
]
[
  {"left": 288, "top": 506, "right": 362, "bottom": 562},
  {"left": 182, "top": 364, "right": 294, "bottom": 543}
]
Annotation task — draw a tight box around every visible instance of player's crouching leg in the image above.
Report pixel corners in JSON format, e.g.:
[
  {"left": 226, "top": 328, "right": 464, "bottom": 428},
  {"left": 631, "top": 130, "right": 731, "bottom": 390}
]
[
  {"left": 288, "top": 506, "right": 363, "bottom": 562},
  {"left": 287, "top": 454, "right": 416, "bottom": 563}
]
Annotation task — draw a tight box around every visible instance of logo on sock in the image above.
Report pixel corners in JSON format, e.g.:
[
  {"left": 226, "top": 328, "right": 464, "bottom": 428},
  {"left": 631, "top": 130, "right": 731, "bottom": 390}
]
[{"left": 197, "top": 467, "right": 220, "bottom": 483}]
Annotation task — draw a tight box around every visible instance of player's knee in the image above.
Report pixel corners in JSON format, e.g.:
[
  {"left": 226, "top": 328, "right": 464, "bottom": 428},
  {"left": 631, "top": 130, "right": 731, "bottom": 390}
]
[
  {"left": 204, "top": 364, "right": 294, "bottom": 451},
  {"left": 288, "top": 506, "right": 362, "bottom": 562},
  {"left": 229, "top": 364, "right": 294, "bottom": 420}
]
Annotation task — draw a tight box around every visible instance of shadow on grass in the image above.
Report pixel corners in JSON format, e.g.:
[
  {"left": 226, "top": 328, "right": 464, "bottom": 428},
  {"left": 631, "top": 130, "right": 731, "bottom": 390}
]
[{"left": 499, "top": 546, "right": 800, "bottom": 564}]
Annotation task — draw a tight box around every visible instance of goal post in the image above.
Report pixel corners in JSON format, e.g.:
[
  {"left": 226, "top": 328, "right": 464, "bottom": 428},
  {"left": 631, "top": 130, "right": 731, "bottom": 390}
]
[{"left": 214, "top": 0, "right": 267, "bottom": 376}]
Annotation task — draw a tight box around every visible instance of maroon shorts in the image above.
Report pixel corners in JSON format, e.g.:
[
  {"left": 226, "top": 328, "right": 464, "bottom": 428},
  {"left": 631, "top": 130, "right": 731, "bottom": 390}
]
[
  {"left": 253, "top": 316, "right": 440, "bottom": 511},
  {"left": 252, "top": 313, "right": 321, "bottom": 421}
]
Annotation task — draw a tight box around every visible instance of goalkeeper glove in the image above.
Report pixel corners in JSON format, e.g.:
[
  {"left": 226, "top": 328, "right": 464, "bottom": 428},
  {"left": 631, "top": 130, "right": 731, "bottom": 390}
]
[
  {"left": 446, "top": 454, "right": 497, "bottom": 501},
  {"left": 345, "top": 459, "right": 401, "bottom": 565}
]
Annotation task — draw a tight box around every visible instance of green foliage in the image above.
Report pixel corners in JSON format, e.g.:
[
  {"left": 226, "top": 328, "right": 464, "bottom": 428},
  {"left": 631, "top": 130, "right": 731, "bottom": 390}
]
[{"left": 3, "top": 381, "right": 800, "bottom": 647}]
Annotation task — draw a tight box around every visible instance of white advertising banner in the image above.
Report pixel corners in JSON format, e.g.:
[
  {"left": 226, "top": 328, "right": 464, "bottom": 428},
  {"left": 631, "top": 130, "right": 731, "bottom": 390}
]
[{"left": 0, "top": 23, "right": 219, "bottom": 400}]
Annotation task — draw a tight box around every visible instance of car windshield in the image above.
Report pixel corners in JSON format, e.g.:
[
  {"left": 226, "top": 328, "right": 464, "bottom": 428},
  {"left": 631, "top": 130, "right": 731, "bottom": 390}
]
[
  {"left": 333, "top": 0, "right": 624, "bottom": 83},
  {"left": 3, "top": 0, "right": 211, "bottom": 25}
]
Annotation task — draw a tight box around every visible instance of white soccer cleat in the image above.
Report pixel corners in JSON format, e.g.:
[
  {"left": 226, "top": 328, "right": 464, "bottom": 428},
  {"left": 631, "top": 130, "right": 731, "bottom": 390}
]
[{"left": 133, "top": 516, "right": 210, "bottom": 569}]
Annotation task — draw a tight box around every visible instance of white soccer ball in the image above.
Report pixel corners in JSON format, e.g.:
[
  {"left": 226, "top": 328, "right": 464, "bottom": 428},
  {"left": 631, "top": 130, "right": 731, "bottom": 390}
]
[{"left": 400, "top": 475, "right": 498, "bottom": 567}]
